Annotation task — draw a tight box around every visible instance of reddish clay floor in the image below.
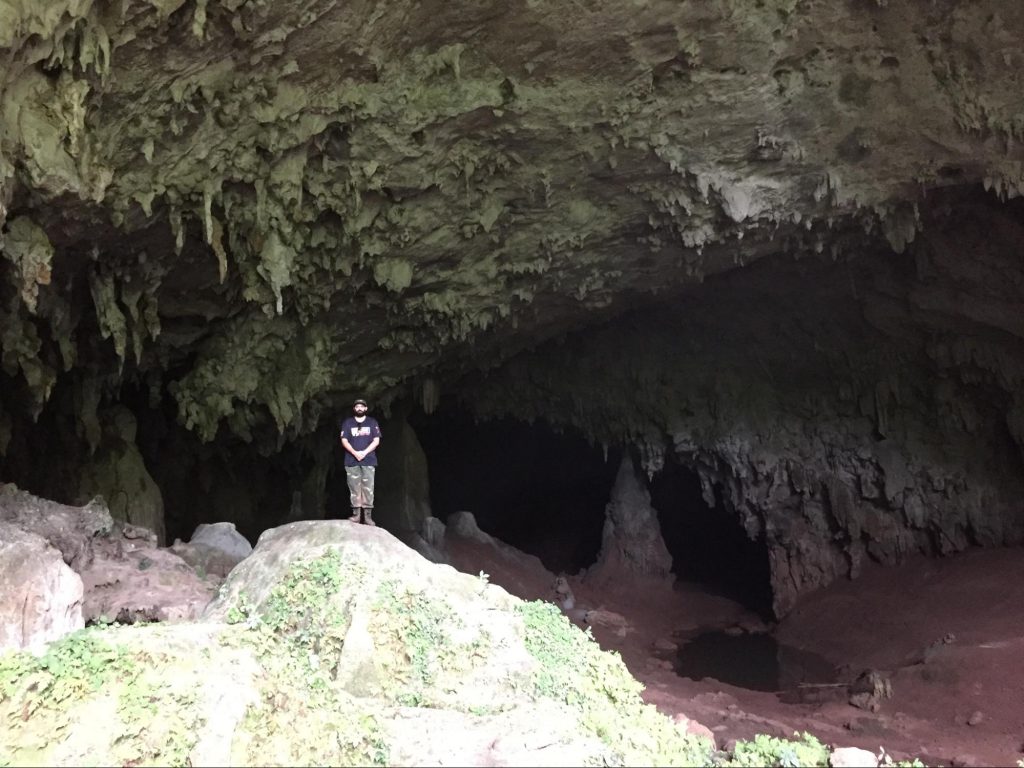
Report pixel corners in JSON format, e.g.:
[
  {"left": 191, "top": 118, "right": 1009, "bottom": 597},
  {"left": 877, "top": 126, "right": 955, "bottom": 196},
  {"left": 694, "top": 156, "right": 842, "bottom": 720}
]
[{"left": 445, "top": 536, "right": 1024, "bottom": 767}]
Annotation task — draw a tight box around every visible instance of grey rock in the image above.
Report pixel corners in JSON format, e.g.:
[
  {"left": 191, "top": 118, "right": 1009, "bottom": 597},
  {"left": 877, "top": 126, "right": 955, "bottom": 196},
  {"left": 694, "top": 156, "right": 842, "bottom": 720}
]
[
  {"left": 585, "top": 455, "right": 673, "bottom": 585},
  {"left": 829, "top": 746, "right": 879, "bottom": 768},
  {"left": 189, "top": 522, "right": 253, "bottom": 562},
  {"left": 447, "top": 511, "right": 494, "bottom": 544},
  {"left": 0, "top": 522, "right": 84, "bottom": 651}
]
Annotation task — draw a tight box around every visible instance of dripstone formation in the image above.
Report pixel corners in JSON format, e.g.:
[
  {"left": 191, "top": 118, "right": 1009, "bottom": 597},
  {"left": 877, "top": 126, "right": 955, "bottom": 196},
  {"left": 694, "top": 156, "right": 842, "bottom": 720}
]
[{"left": 2, "top": 0, "right": 1023, "bottom": 615}]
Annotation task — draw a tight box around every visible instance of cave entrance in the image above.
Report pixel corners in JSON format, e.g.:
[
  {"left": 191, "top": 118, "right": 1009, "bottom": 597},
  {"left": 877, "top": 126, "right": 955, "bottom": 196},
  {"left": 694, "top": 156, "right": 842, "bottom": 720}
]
[
  {"left": 650, "top": 457, "right": 773, "bottom": 619},
  {"left": 409, "top": 402, "right": 620, "bottom": 574}
]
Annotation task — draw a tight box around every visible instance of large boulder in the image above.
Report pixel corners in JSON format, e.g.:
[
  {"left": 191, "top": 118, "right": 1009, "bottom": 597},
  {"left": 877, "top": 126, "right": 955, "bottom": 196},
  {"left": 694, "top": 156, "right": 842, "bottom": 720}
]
[
  {"left": 80, "top": 537, "right": 217, "bottom": 624},
  {"left": 170, "top": 521, "right": 254, "bottom": 578},
  {"left": 0, "top": 522, "right": 84, "bottom": 651},
  {"left": 0, "top": 484, "right": 113, "bottom": 570}
]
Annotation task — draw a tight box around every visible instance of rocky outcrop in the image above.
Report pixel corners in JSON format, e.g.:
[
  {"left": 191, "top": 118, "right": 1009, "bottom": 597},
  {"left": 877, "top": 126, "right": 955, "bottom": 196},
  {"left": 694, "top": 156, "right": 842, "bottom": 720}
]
[
  {"left": 75, "top": 406, "right": 166, "bottom": 544},
  {"left": 170, "top": 521, "right": 253, "bottom": 577},
  {"left": 0, "top": 485, "right": 216, "bottom": 628},
  {"left": 0, "top": 522, "right": 83, "bottom": 650},
  {"left": 3, "top": 517, "right": 713, "bottom": 766},
  {"left": 0, "top": 484, "right": 114, "bottom": 569},
  {"left": 81, "top": 531, "right": 216, "bottom": 624}
]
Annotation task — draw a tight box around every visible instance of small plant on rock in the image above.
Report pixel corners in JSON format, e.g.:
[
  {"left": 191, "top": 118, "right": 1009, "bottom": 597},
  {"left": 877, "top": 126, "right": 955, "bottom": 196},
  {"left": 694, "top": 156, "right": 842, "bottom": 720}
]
[
  {"left": 723, "top": 732, "right": 828, "bottom": 767},
  {"left": 218, "top": 549, "right": 390, "bottom": 766}
]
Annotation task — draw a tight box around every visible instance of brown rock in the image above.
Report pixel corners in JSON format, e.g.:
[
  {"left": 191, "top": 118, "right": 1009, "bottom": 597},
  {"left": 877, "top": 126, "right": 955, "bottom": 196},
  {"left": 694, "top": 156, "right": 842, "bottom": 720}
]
[
  {"left": 583, "top": 608, "right": 631, "bottom": 630},
  {"left": 80, "top": 539, "right": 218, "bottom": 624}
]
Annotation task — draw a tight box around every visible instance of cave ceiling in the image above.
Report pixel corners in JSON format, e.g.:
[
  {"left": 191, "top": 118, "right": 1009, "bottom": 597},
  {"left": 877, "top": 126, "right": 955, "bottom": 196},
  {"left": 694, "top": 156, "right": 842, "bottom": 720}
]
[{"left": 1, "top": 0, "right": 1023, "bottom": 449}]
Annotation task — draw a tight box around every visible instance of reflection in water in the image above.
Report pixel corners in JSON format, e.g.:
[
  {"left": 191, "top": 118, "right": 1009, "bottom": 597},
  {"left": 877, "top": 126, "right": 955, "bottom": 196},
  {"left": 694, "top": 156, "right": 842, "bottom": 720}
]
[{"left": 675, "top": 631, "right": 837, "bottom": 694}]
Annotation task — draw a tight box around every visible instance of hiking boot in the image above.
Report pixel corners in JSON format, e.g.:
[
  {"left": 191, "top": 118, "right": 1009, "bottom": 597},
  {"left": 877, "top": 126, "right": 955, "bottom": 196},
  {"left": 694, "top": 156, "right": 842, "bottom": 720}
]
[
  {"left": 347, "top": 508, "right": 362, "bottom": 523},
  {"left": 362, "top": 508, "right": 376, "bottom": 527}
]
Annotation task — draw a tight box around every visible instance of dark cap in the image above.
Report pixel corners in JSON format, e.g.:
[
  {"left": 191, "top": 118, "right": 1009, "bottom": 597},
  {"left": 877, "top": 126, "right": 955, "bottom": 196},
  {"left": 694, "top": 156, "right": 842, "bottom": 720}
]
[{"left": 353, "top": 398, "right": 367, "bottom": 407}]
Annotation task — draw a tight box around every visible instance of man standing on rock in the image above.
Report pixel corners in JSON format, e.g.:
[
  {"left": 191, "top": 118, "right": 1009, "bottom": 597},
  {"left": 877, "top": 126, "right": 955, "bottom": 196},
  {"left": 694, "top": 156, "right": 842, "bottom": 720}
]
[{"left": 339, "top": 398, "right": 381, "bottom": 526}]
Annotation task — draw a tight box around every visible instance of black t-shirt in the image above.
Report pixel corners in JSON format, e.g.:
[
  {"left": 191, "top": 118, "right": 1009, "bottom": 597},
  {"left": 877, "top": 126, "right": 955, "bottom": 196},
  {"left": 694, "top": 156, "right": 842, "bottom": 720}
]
[{"left": 339, "top": 416, "right": 381, "bottom": 467}]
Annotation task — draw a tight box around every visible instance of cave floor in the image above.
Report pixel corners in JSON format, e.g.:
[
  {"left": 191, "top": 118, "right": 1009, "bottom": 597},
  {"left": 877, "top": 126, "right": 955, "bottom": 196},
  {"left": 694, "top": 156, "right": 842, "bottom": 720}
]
[{"left": 445, "top": 537, "right": 1024, "bottom": 767}]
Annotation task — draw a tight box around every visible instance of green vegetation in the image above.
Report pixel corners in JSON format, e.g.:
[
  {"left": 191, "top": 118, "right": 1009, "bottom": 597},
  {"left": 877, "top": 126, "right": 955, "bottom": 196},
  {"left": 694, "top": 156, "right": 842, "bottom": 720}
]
[
  {"left": 1, "top": 548, "right": 928, "bottom": 767},
  {"left": 222, "top": 549, "right": 390, "bottom": 766},
  {"left": 375, "top": 580, "right": 452, "bottom": 705},
  {"left": 371, "top": 577, "right": 494, "bottom": 710},
  {"left": 516, "top": 599, "right": 713, "bottom": 765},
  {"left": 0, "top": 628, "right": 202, "bottom": 767},
  {"left": 723, "top": 733, "right": 828, "bottom": 767},
  {"left": 113, "top": 670, "right": 199, "bottom": 766},
  {"left": 0, "top": 630, "right": 135, "bottom": 716}
]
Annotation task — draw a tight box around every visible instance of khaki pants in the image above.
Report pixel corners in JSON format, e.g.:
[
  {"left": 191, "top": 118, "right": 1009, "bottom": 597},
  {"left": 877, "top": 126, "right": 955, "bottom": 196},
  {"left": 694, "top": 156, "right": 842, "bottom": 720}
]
[{"left": 345, "top": 465, "right": 376, "bottom": 509}]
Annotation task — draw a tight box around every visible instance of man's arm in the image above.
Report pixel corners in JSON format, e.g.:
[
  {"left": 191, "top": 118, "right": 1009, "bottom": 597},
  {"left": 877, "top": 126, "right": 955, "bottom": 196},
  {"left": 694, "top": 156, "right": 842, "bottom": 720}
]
[
  {"left": 362, "top": 436, "right": 380, "bottom": 460},
  {"left": 341, "top": 435, "right": 360, "bottom": 459},
  {"left": 363, "top": 422, "right": 381, "bottom": 459},
  {"left": 342, "top": 436, "right": 378, "bottom": 461}
]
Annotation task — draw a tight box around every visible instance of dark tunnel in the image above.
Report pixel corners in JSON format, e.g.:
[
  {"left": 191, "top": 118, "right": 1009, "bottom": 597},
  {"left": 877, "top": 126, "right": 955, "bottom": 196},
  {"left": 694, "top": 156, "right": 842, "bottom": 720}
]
[
  {"left": 649, "top": 456, "right": 774, "bottom": 619},
  {"left": 409, "top": 402, "right": 621, "bottom": 575}
]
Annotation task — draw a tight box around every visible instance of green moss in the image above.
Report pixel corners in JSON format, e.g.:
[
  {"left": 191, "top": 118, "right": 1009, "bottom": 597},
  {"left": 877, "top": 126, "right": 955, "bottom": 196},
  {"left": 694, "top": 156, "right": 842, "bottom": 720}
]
[
  {"left": 370, "top": 578, "right": 494, "bottom": 709},
  {"left": 0, "top": 629, "right": 134, "bottom": 706},
  {"left": 516, "top": 600, "right": 713, "bottom": 765},
  {"left": 112, "top": 668, "right": 201, "bottom": 766},
  {"left": 219, "top": 550, "right": 391, "bottom": 767}
]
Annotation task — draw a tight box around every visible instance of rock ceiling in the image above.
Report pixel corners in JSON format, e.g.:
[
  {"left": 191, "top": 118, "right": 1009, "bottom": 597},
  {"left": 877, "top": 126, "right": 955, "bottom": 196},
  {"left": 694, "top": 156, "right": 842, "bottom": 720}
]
[{"left": 2, "top": 0, "right": 1023, "bottom": 447}]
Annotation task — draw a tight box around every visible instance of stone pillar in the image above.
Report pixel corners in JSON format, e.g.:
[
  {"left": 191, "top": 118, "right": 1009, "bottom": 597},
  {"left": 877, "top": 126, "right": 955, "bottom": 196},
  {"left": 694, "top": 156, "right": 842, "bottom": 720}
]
[
  {"left": 585, "top": 454, "right": 673, "bottom": 588},
  {"left": 371, "top": 415, "right": 432, "bottom": 533},
  {"left": 75, "top": 406, "right": 166, "bottom": 544}
]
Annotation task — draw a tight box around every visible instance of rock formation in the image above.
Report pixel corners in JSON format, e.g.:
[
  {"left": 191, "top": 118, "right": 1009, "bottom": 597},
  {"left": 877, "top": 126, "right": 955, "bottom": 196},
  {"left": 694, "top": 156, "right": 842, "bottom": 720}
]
[
  {"left": 0, "top": 522, "right": 83, "bottom": 651},
  {"left": 2, "top": 1, "right": 1024, "bottom": 615},
  {"left": 585, "top": 455, "right": 674, "bottom": 588},
  {"left": 0, "top": 485, "right": 218, "bottom": 631},
  {"left": 2, "top": 518, "right": 716, "bottom": 766}
]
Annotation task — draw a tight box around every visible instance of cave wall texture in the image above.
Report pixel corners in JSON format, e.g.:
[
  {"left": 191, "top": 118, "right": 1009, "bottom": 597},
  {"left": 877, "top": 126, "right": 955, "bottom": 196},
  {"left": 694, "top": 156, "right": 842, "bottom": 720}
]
[{"left": 1, "top": 0, "right": 1023, "bottom": 613}]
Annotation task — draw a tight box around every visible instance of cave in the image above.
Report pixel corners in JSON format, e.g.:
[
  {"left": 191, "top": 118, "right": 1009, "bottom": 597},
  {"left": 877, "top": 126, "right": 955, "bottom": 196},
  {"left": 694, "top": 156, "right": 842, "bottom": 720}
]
[
  {"left": 409, "top": 401, "right": 619, "bottom": 575},
  {"left": 650, "top": 458, "right": 773, "bottom": 619},
  {"left": 3, "top": 2, "right": 1024, "bottom": 761}
]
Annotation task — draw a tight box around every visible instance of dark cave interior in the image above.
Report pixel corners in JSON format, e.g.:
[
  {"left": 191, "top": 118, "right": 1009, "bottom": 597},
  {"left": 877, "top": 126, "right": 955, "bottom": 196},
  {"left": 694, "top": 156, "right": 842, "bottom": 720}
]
[
  {"left": 408, "top": 402, "right": 775, "bottom": 619},
  {"left": 410, "top": 402, "right": 620, "bottom": 575},
  {"left": 649, "top": 457, "right": 774, "bottom": 619}
]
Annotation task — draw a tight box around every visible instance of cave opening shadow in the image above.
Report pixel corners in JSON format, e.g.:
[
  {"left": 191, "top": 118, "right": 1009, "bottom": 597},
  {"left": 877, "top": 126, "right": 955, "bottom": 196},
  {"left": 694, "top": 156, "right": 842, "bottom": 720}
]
[
  {"left": 650, "top": 458, "right": 774, "bottom": 620},
  {"left": 410, "top": 403, "right": 621, "bottom": 575}
]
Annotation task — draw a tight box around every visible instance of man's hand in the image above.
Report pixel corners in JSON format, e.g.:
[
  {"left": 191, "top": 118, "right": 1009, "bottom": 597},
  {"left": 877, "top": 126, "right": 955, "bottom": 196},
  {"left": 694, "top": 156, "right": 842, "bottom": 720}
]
[{"left": 354, "top": 450, "right": 366, "bottom": 461}]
